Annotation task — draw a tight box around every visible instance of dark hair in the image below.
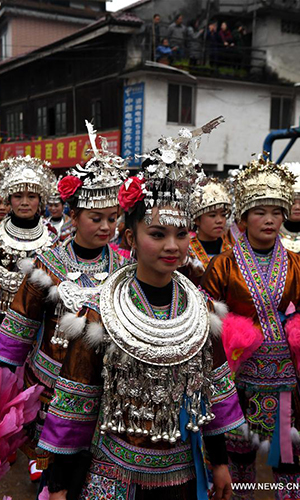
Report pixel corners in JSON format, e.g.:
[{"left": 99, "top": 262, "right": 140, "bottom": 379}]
[
  {"left": 69, "top": 206, "right": 84, "bottom": 219},
  {"left": 153, "top": 13, "right": 160, "bottom": 18},
  {"left": 175, "top": 13, "right": 183, "bottom": 21},
  {"left": 125, "top": 200, "right": 147, "bottom": 237}
]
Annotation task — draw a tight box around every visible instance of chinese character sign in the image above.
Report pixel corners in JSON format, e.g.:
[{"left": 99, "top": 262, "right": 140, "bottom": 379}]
[
  {"left": 122, "top": 83, "right": 144, "bottom": 168},
  {"left": 0, "top": 131, "right": 121, "bottom": 168}
]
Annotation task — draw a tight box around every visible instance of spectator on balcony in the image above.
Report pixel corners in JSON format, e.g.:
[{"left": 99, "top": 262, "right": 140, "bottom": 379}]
[
  {"left": 205, "top": 20, "right": 219, "bottom": 67},
  {"left": 187, "top": 18, "right": 205, "bottom": 67},
  {"left": 150, "top": 13, "right": 161, "bottom": 60},
  {"left": 232, "top": 21, "right": 247, "bottom": 69},
  {"left": 167, "top": 14, "right": 186, "bottom": 60},
  {"left": 218, "top": 21, "right": 235, "bottom": 66},
  {"left": 156, "top": 37, "right": 178, "bottom": 65}
]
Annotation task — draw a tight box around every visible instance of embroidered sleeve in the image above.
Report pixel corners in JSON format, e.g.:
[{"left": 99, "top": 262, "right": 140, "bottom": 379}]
[
  {"left": 0, "top": 260, "right": 51, "bottom": 366},
  {"left": 0, "top": 308, "right": 41, "bottom": 366},
  {"left": 203, "top": 361, "right": 245, "bottom": 436},
  {"left": 39, "top": 309, "right": 103, "bottom": 454}
]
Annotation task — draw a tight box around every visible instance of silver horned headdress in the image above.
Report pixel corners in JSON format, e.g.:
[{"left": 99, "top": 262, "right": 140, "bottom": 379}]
[
  {"left": 119, "top": 116, "right": 224, "bottom": 227},
  {"left": 58, "top": 121, "right": 128, "bottom": 209},
  {"left": 0, "top": 155, "right": 57, "bottom": 206}
]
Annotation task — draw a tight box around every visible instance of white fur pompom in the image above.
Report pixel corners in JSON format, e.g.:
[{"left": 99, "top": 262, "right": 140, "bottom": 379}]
[
  {"left": 209, "top": 312, "right": 222, "bottom": 338},
  {"left": 252, "top": 433, "right": 260, "bottom": 448},
  {"left": 291, "top": 426, "right": 300, "bottom": 444},
  {"left": 213, "top": 300, "right": 229, "bottom": 318},
  {"left": 259, "top": 439, "right": 270, "bottom": 454},
  {"left": 188, "top": 257, "right": 205, "bottom": 273},
  {"left": 47, "top": 285, "right": 59, "bottom": 303},
  {"left": 85, "top": 322, "right": 105, "bottom": 349},
  {"left": 29, "top": 268, "right": 53, "bottom": 289},
  {"left": 18, "top": 257, "right": 35, "bottom": 275},
  {"left": 60, "top": 312, "right": 86, "bottom": 340}
]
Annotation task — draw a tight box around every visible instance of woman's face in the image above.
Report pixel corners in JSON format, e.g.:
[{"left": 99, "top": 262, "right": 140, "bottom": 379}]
[
  {"left": 245, "top": 205, "right": 284, "bottom": 248},
  {"left": 48, "top": 201, "right": 64, "bottom": 219},
  {"left": 126, "top": 206, "right": 190, "bottom": 286},
  {"left": 0, "top": 198, "right": 9, "bottom": 221},
  {"left": 72, "top": 207, "right": 118, "bottom": 249},
  {"left": 195, "top": 208, "right": 227, "bottom": 241},
  {"left": 10, "top": 191, "right": 40, "bottom": 219},
  {"left": 289, "top": 197, "right": 300, "bottom": 222}
]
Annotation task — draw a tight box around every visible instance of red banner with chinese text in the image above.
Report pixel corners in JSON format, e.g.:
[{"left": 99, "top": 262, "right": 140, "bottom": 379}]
[{"left": 0, "top": 130, "right": 121, "bottom": 168}]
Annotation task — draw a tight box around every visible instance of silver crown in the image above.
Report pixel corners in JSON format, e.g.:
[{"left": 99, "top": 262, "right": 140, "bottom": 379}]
[
  {"left": 0, "top": 156, "right": 57, "bottom": 206},
  {"left": 138, "top": 117, "right": 224, "bottom": 227},
  {"left": 67, "top": 121, "right": 128, "bottom": 209},
  {"left": 191, "top": 177, "right": 232, "bottom": 221}
]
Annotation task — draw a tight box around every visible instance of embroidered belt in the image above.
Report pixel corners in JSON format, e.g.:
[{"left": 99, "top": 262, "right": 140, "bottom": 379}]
[
  {"left": 237, "top": 342, "right": 296, "bottom": 391},
  {"left": 97, "top": 432, "right": 195, "bottom": 488}
]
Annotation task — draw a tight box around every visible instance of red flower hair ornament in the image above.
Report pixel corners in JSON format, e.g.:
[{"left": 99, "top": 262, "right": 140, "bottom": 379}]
[
  {"left": 58, "top": 176, "right": 83, "bottom": 202},
  {"left": 118, "top": 176, "right": 146, "bottom": 213}
]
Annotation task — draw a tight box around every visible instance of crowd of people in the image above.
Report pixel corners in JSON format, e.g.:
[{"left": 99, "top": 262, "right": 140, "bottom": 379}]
[
  {"left": 148, "top": 13, "right": 249, "bottom": 70},
  {"left": 1, "top": 117, "right": 300, "bottom": 500}
]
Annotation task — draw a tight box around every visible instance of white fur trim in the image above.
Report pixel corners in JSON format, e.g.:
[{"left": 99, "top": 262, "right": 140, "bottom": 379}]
[
  {"left": 18, "top": 257, "right": 35, "bottom": 275},
  {"left": 85, "top": 322, "right": 105, "bottom": 349},
  {"left": 213, "top": 300, "right": 229, "bottom": 318},
  {"left": 209, "top": 312, "right": 222, "bottom": 338},
  {"left": 291, "top": 426, "right": 300, "bottom": 445},
  {"left": 47, "top": 285, "right": 59, "bottom": 303},
  {"left": 252, "top": 433, "right": 260, "bottom": 448},
  {"left": 60, "top": 312, "right": 86, "bottom": 339},
  {"left": 240, "top": 423, "right": 250, "bottom": 440},
  {"left": 259, "top": 439, "right": 270, "bottom": 454},
  {"left": 29, "top": 268, "right": 53, "bottom": 288}
]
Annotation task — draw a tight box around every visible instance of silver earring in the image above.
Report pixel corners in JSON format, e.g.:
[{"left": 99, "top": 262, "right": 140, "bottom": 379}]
[{"left": 130, "top": 247, "right": 136, "bottom": 261}]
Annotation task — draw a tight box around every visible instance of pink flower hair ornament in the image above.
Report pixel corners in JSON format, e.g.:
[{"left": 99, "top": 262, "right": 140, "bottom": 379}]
[{"left": 118, "top": 176, "right": 146, "bottom": 213}]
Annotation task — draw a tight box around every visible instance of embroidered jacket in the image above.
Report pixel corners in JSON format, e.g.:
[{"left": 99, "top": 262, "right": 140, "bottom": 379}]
[
  {"left": 201, "top": 234, "right": 300, "bottom": 462},
  {"left": 0, "top": 241, "right": 124, "bottom": 467},
  {"left": 38, "top": 276, "right": 244, "bottom": 492},
  {"left": 47, "top": 214, "right": 74, "bottom": 242},
  {"left": 189, "top": 233, "right": 232, "bottom": 271}
]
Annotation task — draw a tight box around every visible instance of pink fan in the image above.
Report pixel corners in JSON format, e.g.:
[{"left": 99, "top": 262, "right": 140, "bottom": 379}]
[
  {"left": 222, "top": 313, "right": 263, "bottom": 379},
  {"left": 0, "top": 366, "right": 44, "bottom": 480}
]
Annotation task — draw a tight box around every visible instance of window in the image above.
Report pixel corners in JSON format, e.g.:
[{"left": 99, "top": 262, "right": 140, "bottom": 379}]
[
  {"left": 37, "top": 106, "right": 47, "bottom": 136},
  {"left": 270, "top": 95, "right": 294, "bottom": 129},
  {"left": 92, "top": 100, "right": 102, "bottom": 129},
  {"left": 7, "top": 110, "right": 23, "bottom": 139},
  {"left": 0, "top": 30, "right": 8, "bottom": 61},
  {"left": 167, "top": 84, "right": 194, "bottom": 125},
  {"left": 55, "top": 102, "right": 67, "bottom": 135}
]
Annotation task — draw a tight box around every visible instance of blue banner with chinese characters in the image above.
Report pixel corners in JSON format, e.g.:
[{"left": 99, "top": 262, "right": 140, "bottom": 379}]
[{"left": 122, "top": 83, "right": 144, "bottom": 168}]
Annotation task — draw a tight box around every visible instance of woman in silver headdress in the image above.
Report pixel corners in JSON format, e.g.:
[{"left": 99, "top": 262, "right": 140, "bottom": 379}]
[
  {"left": 46, "top": 190, "right": 73, "bottom": 242},
  {"left": 201, "top": 157, "right": 300, "bottom": 499},
  {"left": 0, "top": 122, "right": 128, "bottom": 482},
  {"left": 0, "top": 155, "right": 58, "bottom": 315},
  {"left": 37, "top": 123, "right": 244, "bottom": 500}
]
